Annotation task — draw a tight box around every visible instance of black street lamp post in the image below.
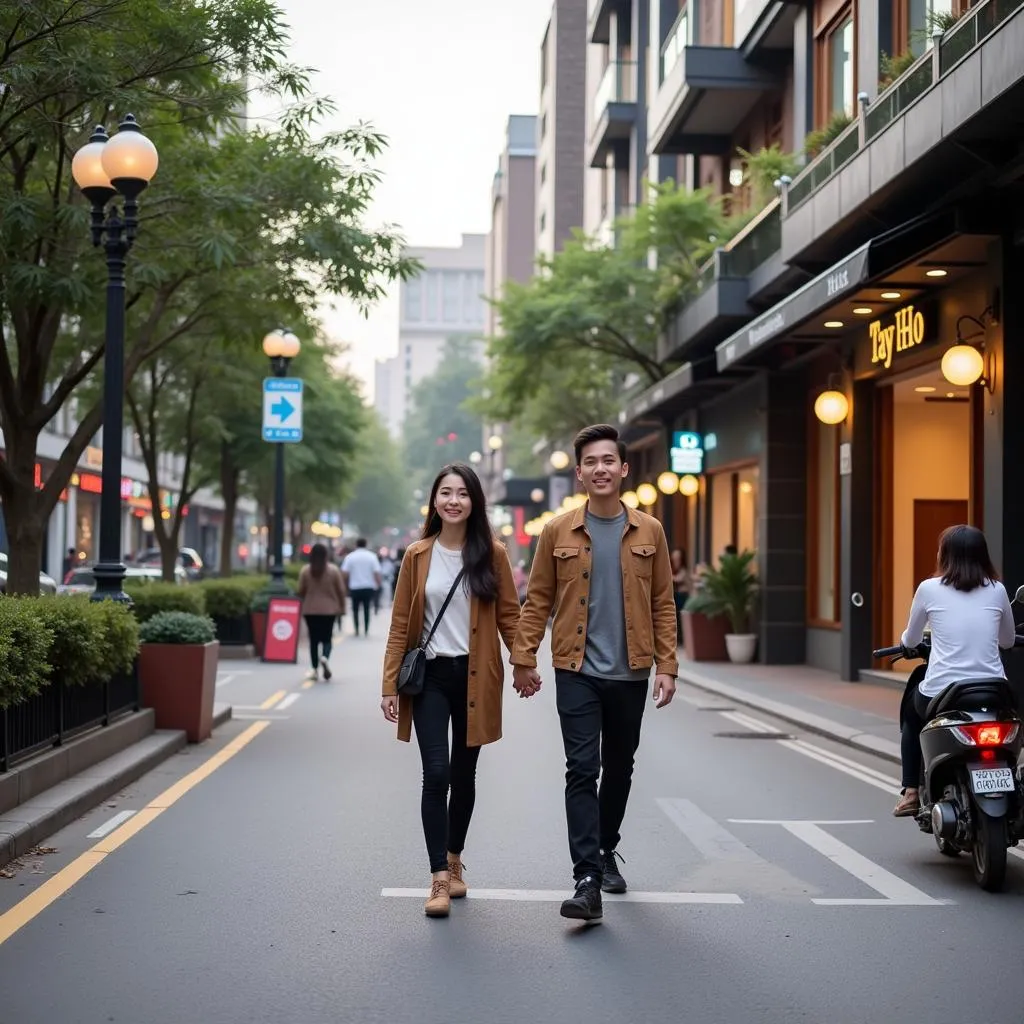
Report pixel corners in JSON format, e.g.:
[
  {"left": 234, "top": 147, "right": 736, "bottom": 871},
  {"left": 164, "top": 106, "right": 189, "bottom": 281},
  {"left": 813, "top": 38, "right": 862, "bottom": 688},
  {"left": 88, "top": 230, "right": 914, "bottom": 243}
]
[
  {"left": 262, "top": 329, "right": 301, "bottom": 593},
  {"left": 72, "top": 115, "right": 159, "bottom": 602}
]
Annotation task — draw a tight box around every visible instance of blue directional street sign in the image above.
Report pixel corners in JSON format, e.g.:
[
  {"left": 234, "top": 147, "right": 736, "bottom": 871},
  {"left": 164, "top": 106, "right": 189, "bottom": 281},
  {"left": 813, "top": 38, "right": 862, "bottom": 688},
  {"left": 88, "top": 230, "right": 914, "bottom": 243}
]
[{"left": 262, "top": 378, "right": 303, "bottom": 443}]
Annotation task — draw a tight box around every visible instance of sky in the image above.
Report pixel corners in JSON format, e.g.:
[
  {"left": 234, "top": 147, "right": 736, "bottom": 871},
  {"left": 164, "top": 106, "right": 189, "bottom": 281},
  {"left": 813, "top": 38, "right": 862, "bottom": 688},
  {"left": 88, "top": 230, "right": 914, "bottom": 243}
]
[{"left": 250, "top": 0, "right": 557, "bottom": 401}]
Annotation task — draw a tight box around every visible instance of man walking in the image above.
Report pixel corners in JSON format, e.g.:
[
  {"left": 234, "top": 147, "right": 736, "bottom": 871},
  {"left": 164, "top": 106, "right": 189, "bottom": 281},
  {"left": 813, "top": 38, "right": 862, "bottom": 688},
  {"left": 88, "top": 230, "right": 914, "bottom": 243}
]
[
  {"left": 341, "top": 538, "right": 382, "bottom": 637},
  {"left": 512, "top": 424, "right": 677, "bottom": 922}
]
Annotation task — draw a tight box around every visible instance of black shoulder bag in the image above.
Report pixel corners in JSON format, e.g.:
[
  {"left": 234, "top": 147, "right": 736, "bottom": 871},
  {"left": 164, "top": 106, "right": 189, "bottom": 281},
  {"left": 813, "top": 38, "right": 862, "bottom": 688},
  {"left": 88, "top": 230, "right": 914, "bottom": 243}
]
[{"left": 397, "top": 568, "right": 466, "bottom": 696}]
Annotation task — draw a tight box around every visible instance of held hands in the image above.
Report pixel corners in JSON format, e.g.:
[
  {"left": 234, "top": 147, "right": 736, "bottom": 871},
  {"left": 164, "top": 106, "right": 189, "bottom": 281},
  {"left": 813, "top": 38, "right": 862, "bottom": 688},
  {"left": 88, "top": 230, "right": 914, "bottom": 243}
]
[
  {"left": 652, "top": 674, "right": 676, "bottom": 709},
  {"left": 512, "top": 665, "right": 542, "bottom": 699},
  {"left": 380, "top": 695, "right": 399, "bottom": 722}
]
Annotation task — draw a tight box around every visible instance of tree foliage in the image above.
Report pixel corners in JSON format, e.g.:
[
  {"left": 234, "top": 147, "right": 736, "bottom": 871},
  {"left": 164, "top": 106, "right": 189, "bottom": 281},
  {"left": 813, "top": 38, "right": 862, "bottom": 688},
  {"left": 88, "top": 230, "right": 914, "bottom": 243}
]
[
  {"left": 477, "top": 182, "right": 727, "bottom": 442},
  {"left": 342, "top": 413, "right": 410, "bottom": 539}
]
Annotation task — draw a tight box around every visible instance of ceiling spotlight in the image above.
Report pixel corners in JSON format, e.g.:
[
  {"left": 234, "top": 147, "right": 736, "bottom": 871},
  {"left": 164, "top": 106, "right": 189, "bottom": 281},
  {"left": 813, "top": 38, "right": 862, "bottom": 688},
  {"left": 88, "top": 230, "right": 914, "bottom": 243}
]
[
  {"left": 824, "top": 320, "right": 844, "bottom": 328},
  {"left": 914, "top": 386, "right": 936, "bottom": 393},
  {"left": 853, "top": 307, "right": 873, "bottom": 315},
  {"left": 881, "top": 291, "right": 901, "bottom": 300},
  {"left": 925, "top": 269, "right": 948, "bottom": 278}
]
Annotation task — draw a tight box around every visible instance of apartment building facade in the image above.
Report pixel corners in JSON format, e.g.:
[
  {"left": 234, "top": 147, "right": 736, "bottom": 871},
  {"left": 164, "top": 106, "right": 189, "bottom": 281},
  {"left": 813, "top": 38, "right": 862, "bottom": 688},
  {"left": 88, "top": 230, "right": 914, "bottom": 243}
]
[
  {"left": 607, "top": 0, "right": 1024, "bottom": 683},
  {"left": 374, "top": 234, "right": 487, "bottom": 438}
]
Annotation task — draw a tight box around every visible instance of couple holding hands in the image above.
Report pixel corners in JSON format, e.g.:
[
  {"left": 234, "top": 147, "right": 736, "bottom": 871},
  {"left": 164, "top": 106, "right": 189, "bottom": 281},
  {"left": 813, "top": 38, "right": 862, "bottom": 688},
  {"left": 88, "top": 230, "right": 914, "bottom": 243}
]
[{"left": 381, "top": 424, "right": 679, "bottom": 921}]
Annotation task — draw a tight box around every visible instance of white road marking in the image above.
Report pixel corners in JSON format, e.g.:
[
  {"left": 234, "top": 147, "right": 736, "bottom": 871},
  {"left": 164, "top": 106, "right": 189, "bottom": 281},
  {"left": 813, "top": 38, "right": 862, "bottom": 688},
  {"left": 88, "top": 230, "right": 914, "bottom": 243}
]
[
  {"left": 215, "top": 674, "right": 236, "bottom": 689},
  {"left": 657, "top": 798, "right": 763, "bottom": 863},
  {"left": 276, "top": 692, "right": 301, "bottom": 710},
  {"left": 732, "top": 819, "right": 949, "bottom": 906},
  {"left": 380, "top": 888, "right": 743, "bottom": 904},
  {"left": 86, "top": 810, "right": 136, "bottom": 838}
]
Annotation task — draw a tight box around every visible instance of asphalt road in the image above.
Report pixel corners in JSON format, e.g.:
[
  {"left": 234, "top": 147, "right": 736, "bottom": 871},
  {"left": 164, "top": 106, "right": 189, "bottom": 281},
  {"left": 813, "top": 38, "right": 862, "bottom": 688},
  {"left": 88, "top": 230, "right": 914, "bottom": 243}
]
[{"left": 2, "top": 611, "right": 1024, "bottom": 1024}]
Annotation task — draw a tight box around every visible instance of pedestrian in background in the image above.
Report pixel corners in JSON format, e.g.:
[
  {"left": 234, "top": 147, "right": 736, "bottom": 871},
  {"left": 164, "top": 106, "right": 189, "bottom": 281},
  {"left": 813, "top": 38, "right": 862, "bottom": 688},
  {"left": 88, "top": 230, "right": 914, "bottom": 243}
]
[
  {"left": 381, "top": 462, "right": 524, "bottom": 918},
  {"left": 512, "top": 423, "right": 677, "bottom": 923},
  {"left": 380, "top": 549, "right": 396, "bottom": 606},
  {"left": 298, "top": 542, "right": 346, "bottom": 681},
  {"left": 671, "top": 547, "right": 691, "bottom": 645},
  {"left": 342, "top": 538, "right": 382, "bottom": 637}
]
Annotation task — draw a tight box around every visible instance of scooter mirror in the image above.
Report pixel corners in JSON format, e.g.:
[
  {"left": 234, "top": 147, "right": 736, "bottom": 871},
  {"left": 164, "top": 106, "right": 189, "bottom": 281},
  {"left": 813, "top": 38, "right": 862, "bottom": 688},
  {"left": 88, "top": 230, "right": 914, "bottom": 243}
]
[{"left": 1015, "top": 585, "right": 1024, "bottom": 605}]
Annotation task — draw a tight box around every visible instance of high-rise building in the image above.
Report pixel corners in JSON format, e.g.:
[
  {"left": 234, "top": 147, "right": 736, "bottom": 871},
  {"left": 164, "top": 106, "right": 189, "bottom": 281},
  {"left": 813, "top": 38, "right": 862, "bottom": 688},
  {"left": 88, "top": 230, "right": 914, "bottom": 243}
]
[
  {"left": 374, "top": 234, "right": 487, "bottom": 438},
  {"left": 536, "top": 0, "right": 588, "bottom": 257}
]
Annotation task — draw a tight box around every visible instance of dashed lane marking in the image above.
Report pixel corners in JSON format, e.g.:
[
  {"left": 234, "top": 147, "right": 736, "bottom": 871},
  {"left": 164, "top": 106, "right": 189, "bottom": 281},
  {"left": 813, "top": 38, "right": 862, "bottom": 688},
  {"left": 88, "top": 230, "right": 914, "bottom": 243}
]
[
  {"left": 85, "top": 810, "right": 136, "bottom": 838},
  {"left": 260, "top": 690, "right": 287, "bottom": 710}
]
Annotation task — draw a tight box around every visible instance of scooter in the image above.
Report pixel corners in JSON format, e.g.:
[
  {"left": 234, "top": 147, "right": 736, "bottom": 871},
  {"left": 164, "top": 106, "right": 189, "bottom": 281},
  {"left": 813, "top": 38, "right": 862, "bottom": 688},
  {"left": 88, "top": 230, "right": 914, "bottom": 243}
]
[{"left": 874, "top": 600, "right": 1024, "bottom": 892}]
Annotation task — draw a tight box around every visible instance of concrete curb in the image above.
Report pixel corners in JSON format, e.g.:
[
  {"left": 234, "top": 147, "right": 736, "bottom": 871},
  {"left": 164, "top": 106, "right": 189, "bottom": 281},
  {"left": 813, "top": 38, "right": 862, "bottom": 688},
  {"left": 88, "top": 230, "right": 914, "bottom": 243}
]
[
  {"left": 679, "top": 668, "right": 902, "bottom": 765},
  {"left": 0, "top": 730, "right": 186, "bottom": 867}
]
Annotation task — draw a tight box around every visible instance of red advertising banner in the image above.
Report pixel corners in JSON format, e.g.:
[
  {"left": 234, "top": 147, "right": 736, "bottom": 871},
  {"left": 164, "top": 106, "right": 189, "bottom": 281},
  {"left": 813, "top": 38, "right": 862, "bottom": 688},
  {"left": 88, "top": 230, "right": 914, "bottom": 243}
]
[{"left": 261, "top": 597, "right": 303, "bottom": 664}]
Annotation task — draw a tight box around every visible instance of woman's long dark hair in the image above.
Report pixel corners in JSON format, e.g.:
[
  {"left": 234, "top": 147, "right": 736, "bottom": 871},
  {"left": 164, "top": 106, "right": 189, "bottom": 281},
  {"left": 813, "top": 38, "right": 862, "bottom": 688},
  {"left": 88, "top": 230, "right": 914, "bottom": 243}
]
[
  {"left": 309, "top": 542, "right": 328, "bottom": 580},
  {"left": 937, "top": 524, "right": 998, "bottom": 592},
  {"left": 422, "top": 463, "right": 497, "bottom": 601}
]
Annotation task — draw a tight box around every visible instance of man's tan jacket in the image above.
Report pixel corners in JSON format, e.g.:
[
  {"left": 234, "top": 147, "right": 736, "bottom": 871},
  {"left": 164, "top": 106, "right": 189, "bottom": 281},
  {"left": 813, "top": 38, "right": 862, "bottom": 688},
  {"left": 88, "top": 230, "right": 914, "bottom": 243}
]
[{"left": 512, "top": 501, "right": 679, "bottom": 678}]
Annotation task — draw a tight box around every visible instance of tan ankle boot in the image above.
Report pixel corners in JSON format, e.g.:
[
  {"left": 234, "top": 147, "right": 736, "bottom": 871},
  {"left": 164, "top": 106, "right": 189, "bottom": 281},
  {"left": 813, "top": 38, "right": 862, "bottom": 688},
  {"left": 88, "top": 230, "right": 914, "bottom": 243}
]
[
  {"left": 424, "top": 877, "right": 450, "bottom": 917},
  {"left": 447, "top": 855, "right": 467, "bottom": 899}
]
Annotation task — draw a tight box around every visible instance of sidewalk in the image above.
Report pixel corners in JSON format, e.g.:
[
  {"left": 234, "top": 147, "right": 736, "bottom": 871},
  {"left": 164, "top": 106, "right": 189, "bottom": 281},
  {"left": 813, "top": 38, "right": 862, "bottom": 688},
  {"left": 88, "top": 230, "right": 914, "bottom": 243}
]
[{"left": 675, "top": 654, "right": 904, "bottom": 764}]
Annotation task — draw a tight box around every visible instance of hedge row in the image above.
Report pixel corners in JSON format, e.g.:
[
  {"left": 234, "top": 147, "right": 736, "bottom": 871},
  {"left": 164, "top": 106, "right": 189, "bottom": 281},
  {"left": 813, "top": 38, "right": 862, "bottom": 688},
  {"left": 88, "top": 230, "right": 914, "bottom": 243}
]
[
  {"left": 123, "top": 575, "right": 299, "bottom": 625},
  {"left": 0, "top": 597, "right": 140, "bottom": 711}
]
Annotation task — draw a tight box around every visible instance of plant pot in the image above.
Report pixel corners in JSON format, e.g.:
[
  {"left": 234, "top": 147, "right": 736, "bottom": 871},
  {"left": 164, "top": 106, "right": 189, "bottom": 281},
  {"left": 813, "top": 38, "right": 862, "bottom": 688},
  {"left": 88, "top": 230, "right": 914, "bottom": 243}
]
[
  {"left": 139, "top": 641, "right": 219, "bottom": 742},
  {"left": 250, "top": 611, "right": 268, "bottom": 657},
  {"left": 725, "top": 633, "right": 758, "bottom": 664},
  {"left": 682, "top": 611, "right": 729, "bottom": 662}
]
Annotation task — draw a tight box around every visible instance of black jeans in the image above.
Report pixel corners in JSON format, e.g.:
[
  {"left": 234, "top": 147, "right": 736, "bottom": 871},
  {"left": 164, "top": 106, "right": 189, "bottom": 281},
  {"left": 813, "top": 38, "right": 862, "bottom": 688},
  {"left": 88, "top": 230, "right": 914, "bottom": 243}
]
[
  {"left": 412, "top": 655, "right": 481, "bottom": 873},
  {"left": 555, "top": 670, "right": 647, "bottom": 880},
  {"left": 303, "top": 614, "right": 334, "bottom": 669},
  {"left": 350, "top": 589, "right": 374, "bottom": 635},
  {"left": 900, "top": 686, "right": 933, "bottom": 789}
]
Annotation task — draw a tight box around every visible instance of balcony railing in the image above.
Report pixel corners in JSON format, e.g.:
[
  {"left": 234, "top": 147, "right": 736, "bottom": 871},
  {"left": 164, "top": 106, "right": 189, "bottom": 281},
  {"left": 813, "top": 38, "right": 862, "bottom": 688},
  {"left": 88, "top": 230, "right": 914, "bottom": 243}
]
[
  {"left": 785, "top": 0, "right": 1024, "bottom": 215},
  {"left": 689, "top": 198, "right": 782, "bottom": 293},
  {"left": 592, "top": 60, "right": 637, "bottom": 127},
  {"left": 660, "top": 7, "right": 691, "bottom": 82}
]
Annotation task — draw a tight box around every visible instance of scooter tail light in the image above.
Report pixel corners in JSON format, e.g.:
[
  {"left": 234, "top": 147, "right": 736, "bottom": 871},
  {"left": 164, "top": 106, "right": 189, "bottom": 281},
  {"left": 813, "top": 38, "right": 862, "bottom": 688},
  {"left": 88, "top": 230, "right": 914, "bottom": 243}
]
[{"left": 951, "top": 722, "right": 1020, "bottom": 747}]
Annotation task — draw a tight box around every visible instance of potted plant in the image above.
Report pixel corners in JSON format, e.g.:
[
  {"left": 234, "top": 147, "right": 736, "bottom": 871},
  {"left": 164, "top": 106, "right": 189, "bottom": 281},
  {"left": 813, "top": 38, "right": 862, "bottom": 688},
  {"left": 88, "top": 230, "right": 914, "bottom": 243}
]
[
  {"left": 200, "top": 579, "right": 256, "bottom": 646},
  {"left": 698, "top": 550, "right": 759, "bottom": 663},
  {"left": 681, "top": 589, "right": 730, "bottom": 662},
  {"left": 138, "top": 611, "right": 219, "bottom": 742}
]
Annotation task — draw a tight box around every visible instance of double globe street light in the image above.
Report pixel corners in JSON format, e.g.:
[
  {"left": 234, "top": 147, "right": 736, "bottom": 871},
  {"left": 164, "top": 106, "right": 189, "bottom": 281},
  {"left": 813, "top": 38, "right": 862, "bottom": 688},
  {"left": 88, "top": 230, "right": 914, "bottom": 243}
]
[
  {"left": 262, "top": 329, "right": 302, "bottom": 592},
  {"left": 72, "top": 115, "right": 159, "bottom": 601}
]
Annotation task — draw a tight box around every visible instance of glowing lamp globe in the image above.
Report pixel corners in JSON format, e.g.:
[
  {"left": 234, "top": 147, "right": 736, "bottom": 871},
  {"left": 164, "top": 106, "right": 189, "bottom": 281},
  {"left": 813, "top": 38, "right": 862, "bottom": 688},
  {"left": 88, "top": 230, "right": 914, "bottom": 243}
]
[
  {"left": 636, "top": 483, "right": 658, "bottom": 507},
  {"left": 813, "top": 389, "right": 849, "bottom": 425},
  {"left": 657, "top": 471, "right": 680, "bottom": 495},
  {"left": 549, "top": 450, "right": 571, "bottom": 471},
  {"left": 100, "top": 115, "right": 159, "bottom": 188},
  {"left": 530, "top": 488, "right": 545, "bottom": 503},
  {"left": 941, "top": 345, "right": 984, "bottom": 387},
  {"left": 679, "top": 475, "right": 700, "bottom": 497},
  {"left": 621, "top": 490, "right": 639, "bottom": 509},
  {"left": 72, "top": 130, "right": 113, "bottom": 192}
]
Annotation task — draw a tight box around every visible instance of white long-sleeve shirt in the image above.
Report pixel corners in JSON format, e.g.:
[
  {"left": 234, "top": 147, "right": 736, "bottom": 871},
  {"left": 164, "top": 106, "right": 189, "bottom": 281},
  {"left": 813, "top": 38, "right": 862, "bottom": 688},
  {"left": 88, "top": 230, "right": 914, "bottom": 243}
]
[{"left": 901, "top": 576, "right": 1016, "bottom": 697}]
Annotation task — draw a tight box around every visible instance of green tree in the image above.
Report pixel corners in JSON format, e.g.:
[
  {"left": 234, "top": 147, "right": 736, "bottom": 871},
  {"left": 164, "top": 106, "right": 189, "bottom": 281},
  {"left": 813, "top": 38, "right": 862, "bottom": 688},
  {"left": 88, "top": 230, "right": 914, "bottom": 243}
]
[
  {"left": 402, "top": 337, "right": 484, "bottom": 489},
  {"left": 0, "top": 1, "right": 416, "bottom": 592},
  {"left": 477, "top": 183, "right": 725, "bottom": 441},
  {"left": 342, "top": 413, "right": 410, "bottom": 538}
]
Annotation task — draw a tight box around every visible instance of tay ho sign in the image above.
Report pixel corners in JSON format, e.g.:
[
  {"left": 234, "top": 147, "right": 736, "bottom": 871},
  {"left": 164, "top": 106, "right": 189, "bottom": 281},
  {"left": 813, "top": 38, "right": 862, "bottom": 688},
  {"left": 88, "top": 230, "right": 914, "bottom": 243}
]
[{"left": 670, "top": 431, "right": 704, "bottom": 476}]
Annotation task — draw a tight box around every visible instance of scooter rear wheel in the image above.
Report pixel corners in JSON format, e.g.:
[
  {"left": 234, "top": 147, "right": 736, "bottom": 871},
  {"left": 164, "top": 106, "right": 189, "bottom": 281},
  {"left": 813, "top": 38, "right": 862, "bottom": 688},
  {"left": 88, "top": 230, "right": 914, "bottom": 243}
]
[{"left": 972, "top": 813, "right": 1008, "bottom": 891}]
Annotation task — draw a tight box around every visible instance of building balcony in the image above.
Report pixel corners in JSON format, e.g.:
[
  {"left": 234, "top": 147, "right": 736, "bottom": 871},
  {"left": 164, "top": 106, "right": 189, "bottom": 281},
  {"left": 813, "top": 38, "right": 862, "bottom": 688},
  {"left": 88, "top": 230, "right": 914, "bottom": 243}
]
[
  {"left": 588, "top": 0, "right": 630, "bottom": 44},
  {"left": 649, "top": 22, "right": 784, "bottom": 155},
  {"left": 658, "top": 200, "right": 785, "bottom": 363},
  {"left": 781, "top": 0, "right": 1024, "bottom": 266},
  {"left": 588, "top": 60, "right": 638, "bottom": 168}
]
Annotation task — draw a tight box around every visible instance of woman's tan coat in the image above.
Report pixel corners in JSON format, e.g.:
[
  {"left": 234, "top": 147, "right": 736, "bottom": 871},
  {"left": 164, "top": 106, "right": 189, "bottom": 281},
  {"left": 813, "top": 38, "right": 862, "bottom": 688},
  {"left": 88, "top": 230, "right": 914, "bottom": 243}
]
[{"left": 382, "top": 538, "right": 521, "bottom": 747}]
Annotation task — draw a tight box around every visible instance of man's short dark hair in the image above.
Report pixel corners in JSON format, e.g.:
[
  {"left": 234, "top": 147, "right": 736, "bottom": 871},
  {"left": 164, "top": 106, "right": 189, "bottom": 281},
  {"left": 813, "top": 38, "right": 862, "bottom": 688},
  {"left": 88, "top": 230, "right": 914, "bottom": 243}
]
[
  {"left": 356, "top": 538, "right": 368, "bottom": 548},
  {"left": 573, "top": 424, "right": 627, "bottom": 465}
]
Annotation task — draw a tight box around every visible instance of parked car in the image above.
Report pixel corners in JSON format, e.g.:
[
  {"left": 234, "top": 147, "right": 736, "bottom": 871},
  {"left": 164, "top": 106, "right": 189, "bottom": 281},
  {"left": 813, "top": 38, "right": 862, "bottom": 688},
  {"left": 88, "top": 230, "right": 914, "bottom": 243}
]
[
  {"left": 134, "top": 547, "right": 205, "bottom": 580},
  {"left": 58, "top": 564, "right": 186, "bottom": 596},
  {"left": 0, "top": 552, "right": 58, "bottom": 594}
]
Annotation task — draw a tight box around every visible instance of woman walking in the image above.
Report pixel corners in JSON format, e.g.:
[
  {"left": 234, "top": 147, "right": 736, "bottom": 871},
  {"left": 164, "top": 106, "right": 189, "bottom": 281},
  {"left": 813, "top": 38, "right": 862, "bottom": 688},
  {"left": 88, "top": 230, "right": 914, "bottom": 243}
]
[
  {"left": 671, "top": 547, "right": 691, "bottom": 645},
  {"left": 298, "top": 543, "right": 346, "bottom": 681},
  {"left": 381, "top": 463, "right": 523, "bottom": 917}
]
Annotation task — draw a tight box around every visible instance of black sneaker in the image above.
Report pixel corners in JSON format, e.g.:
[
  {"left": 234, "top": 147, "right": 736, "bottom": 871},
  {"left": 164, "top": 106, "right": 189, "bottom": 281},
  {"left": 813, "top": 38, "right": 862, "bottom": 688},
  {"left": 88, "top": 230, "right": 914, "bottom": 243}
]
[
  {"left": 601, "top": 850, "right": 627, "bottom": 894},
  {"left": 560, "top": 876, "right": 603, "bottom": 922},
  {"left": 320, "top": 657, "right": 332, "bottom": 681}
]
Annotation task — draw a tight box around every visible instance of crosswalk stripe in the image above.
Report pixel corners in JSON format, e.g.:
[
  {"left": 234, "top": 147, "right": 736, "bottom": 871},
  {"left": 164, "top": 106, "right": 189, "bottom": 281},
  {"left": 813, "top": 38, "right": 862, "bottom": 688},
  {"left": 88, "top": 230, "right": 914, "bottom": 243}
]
[{"left": 656, "top": 798, "right": 762, "bottom": 863}]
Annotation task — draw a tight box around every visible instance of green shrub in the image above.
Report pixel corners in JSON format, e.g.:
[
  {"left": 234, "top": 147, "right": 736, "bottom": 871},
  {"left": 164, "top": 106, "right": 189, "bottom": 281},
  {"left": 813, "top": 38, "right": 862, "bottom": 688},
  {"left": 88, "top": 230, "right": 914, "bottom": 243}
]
[
  {"left": 0, "top": 600, "right": 53, "bottom": 709},
  {"left": 249, "top": 584, "right": 295, "bottom": 612},
  {"left": 878, "top": 50, "right": 917, "bottom": 89},
  {"left": 804, "top": 112, "right": 854, "bottom": 158},
  {"left": 199, "top": 579, "right": 258, "bottom": 619},
  {"left": 91, "top": 601, "right": 141, "bottom": 677},
  {"left": 126, "top": 581, "right": 206, "bottom": 623},
  {"left": 139, "top": 611, "right": 217, "bottom": 645}
]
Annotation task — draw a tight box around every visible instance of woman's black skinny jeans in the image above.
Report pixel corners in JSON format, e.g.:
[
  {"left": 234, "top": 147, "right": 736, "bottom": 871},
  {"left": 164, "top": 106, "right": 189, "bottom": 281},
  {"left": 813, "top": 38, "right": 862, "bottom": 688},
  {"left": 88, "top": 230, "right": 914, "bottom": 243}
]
[
  {"left": 411, "top": 655, "right": 481, "bottom": 873},
  {"left": 900, "top": 686, "right": 933, "bottom": 789}
]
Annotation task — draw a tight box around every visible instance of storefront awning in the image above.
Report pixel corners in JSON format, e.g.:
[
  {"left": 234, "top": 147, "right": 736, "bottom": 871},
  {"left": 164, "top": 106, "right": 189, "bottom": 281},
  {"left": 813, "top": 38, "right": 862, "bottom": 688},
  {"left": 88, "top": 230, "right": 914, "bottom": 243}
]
[{"left": 620, "top": 358, "right": 739, "bottom": 428}]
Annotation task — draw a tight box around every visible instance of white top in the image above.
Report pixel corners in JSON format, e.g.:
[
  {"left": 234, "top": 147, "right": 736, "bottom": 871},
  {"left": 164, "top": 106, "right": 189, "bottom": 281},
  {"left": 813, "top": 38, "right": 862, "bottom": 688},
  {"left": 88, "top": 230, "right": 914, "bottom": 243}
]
[
  {"left": 901, "top": 576, "right": 1016, "bottom": 698},
  {"left": 423, "top": 542, "right": 471, "bottom": 659},
  {"left": 341, "top": 548, "right": 381, "bottom": 591}
]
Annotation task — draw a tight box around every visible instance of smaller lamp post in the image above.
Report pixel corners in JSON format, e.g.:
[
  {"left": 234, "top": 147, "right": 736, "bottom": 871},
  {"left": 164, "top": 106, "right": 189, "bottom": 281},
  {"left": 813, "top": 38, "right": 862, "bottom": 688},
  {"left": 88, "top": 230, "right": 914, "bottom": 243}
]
[
  {"left": 72, "top": 115, "right": 159, "bottom": 602},
  {"left": 262, "top": 329, "right": 301, "bottom": 592}
]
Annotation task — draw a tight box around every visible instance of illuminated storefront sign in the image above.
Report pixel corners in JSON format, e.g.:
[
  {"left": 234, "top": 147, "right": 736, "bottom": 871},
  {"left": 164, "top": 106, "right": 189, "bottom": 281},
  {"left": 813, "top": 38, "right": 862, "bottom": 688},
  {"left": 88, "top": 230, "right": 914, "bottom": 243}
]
[
  {"left": 669, "top": 431, "right": 705, "bottom": 475},
  {"left": 869, "top": 303, "right": 929, "bottom": 370}
]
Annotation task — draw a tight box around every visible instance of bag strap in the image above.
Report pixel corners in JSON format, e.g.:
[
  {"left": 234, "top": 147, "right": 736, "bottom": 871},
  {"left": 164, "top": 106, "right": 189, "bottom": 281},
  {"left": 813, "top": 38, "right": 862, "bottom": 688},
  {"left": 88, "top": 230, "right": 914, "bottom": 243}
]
[{"left": 420, "top": 568, "right": 466, "bottom": 650}]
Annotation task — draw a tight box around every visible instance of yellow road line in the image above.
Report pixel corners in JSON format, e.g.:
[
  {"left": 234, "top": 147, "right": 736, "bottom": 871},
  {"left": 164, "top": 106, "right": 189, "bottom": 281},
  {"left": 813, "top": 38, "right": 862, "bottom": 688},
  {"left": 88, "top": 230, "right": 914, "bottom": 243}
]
[
  {"left": 0, "top": 720, "right": 270, "bottom": 947},
  {"left": 301, "top": 680, "right": 314, "bottom": 690},
  {"left": 260, "top": 689, "right": 287, "bottom": 709}
]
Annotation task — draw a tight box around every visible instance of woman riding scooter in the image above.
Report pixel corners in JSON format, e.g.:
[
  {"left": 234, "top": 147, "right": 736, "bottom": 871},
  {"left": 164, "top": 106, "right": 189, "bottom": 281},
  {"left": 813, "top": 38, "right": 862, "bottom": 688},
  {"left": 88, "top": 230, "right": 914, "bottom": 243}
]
[{"left": 894, "top": 524, "right": 1016, "bottom": 817}]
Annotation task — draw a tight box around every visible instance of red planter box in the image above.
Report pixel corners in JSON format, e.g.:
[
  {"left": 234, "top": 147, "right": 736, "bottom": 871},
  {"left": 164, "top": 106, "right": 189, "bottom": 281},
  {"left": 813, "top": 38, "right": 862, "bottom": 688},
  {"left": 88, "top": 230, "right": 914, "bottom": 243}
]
[
  {"left": 139, "top": 641, "right": 219, "bottom": 743},
  {"left": 682, "top": 611, "right": 729, "bottom": 662}
]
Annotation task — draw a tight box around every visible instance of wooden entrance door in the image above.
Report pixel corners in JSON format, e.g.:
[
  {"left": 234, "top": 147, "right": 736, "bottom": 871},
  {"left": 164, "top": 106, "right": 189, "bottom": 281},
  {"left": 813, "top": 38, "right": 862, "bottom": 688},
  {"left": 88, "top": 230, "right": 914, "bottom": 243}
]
[{"left": 913, "top": 499, "right": 969, "bottom": 590}]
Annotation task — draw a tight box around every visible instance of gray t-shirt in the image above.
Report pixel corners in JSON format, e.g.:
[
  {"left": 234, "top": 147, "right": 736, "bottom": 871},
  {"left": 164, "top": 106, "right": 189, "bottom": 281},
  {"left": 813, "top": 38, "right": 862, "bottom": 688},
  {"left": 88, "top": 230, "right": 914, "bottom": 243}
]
[{"left": 581, "top": 509, "right": 650, "bottom": 681}]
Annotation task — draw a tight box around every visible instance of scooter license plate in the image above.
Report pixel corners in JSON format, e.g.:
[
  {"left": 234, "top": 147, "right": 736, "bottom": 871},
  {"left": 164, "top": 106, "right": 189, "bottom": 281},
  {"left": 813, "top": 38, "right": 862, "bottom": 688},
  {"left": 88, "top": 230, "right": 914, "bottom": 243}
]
[{"left": 969, "top": 766, "right": 1015, "bottom": 794}]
